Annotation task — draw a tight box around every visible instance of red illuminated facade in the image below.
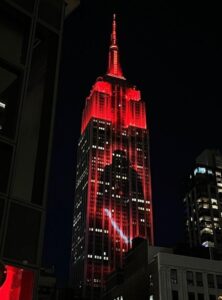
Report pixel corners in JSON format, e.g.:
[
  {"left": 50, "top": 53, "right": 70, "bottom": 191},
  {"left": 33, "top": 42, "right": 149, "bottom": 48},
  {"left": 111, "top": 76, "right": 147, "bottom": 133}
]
[{"left": 71, "top": 15, "right": 153, "bottom": 299}]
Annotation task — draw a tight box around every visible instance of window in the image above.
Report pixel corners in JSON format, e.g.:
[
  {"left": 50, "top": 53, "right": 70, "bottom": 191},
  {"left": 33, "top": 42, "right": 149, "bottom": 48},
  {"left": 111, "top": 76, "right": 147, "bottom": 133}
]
[
  {"left": 209, "top": 295, "right": 216, "bottom": 300},
  {"left": 188, "top": 292, "right": 195, "bottom": 300},
  {"left": 0, "top": 142, "right": 13, "bottom": 193},
  {"left": 0, "top": 7, "right": 30, "bottom": 64},
  {"left": 149, "top": 274, "right": 153, "bottom": 287},
  {"left": 39, "top": 0, "right": 63, "bottom": 29},
  {"left": 194, "top": 167, "right": 206, "bottom": 175},
  {"left": 0, "top": 65, "right": 20, "bottom": 138},
  {"left": 0, "top": 199, "right": 4, "bottom": 239},
  {"left": 217, "top": 275, "right": 222, "bottom": 289},
  {"left": 196, "top": 272, "right": 203, "bottom": 286},
  {"left": 207, "top": 274, "right": 215, "bottom": 288},
  {"left": 197, "top": 294, "right": 204, "bottom": 300},
  {"left": 4, "top": 203, "right": 41, "bottom": 264},
  {"left": 187, "top": 271, "right": 194, "bottom": 286},
  {"left": 171, "top": 269, "right": 178, "bottom": 284},
  {"left": 172, "top": 290, "right": 179, "bottom": 300},
  {"left": 11, "top": 0, "right": 35, "bottom": 11}
]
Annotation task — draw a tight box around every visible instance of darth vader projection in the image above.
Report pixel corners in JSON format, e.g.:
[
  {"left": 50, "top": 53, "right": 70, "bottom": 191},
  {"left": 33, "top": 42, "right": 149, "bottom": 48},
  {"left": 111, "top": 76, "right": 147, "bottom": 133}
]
[{"left": 93, "top": 149, "right": 147, "bottom": 271}]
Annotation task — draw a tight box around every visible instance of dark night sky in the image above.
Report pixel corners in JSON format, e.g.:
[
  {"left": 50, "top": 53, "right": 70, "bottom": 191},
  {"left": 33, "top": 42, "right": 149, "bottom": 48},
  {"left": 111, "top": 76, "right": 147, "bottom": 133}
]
[{"left": 43, "top": 0, "right": 222, "bottom": 285}]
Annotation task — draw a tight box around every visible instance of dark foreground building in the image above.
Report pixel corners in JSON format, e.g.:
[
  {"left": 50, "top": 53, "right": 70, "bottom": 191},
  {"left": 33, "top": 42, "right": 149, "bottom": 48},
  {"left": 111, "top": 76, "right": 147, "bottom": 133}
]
[
  {"left": 71, "top": 15, "right": 153, "bottom": 299},
  {"left": 184, "top": 149, "right": 222, "bottom": 249},
  {"left": 0, "top": 0, "right": 65, "bottom": 299}
]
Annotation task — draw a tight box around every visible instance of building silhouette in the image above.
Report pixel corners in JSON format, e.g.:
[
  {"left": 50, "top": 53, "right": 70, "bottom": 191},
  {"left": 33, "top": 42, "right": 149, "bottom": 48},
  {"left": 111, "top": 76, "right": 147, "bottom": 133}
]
[
  {"left": 0, "top": 0, "right": 65, "bottom": 299},
  {"left": 71, "top": 14, "right": 153, "bottom": 299},
  {"left": 184, "top": 149, "right": 222, "bottom": 249}
]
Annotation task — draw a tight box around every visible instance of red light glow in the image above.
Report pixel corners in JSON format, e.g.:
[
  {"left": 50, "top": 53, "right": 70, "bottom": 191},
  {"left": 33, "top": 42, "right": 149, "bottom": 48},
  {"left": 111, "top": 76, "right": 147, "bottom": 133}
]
[{"left": 0, "top": 265, "right": 34, "bottom": 300}]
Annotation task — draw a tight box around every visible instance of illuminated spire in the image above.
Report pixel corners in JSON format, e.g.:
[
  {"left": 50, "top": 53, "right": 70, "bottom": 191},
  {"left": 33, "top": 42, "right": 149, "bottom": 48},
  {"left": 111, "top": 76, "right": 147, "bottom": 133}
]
[{"left": 107, "top": 14, "right": 125, "bottom": 79}]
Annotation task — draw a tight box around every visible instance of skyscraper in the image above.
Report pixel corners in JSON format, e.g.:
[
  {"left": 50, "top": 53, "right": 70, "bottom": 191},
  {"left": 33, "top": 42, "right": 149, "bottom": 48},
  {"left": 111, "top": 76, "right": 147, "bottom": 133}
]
[
  {"left": 71, "top": 15, "right": 153, "bottom": 299},
  {"left": 184, "top": 149, "right": 222, "bottom": 249}
]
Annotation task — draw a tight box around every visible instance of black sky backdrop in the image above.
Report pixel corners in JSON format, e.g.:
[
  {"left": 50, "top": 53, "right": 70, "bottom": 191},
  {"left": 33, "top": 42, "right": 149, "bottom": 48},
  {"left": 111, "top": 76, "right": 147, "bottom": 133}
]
[{"left": 43, "top": 0, "right": 222, "bottom": 285}]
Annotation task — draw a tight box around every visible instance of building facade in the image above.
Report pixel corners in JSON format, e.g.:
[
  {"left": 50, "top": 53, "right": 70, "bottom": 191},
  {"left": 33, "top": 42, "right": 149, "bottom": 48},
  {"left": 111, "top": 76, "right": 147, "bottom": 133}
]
[
  {"left": 71, "top": 15, "right": 153, "bottom": 299},
  {"left": 149, "top": 250, "right": 222, "bottom": 300},
  {"left": 184, "top": 149, "right": 222, "bottom": 249},
  {"left": 0, "top": 0, "right": 65, "bottom": 299},
  {"left": 103, "top": 244, "right": 222, "bottom": 300}
]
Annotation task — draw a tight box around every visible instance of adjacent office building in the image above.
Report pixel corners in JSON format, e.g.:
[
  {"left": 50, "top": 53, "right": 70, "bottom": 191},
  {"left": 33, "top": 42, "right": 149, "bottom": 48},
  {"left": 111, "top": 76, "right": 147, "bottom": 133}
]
[
  {"left": 71, "top": 15, "right": 153, "bottom": 299},
  {"left": 0, "top": 0, "right": 65, "bottom": 299},
  {"left": 184, "top": 149, "right": 222, "bottom": 249},
  {"left": 103, "top": 241, "right": 222, "bottom": 300},
  {"left": 149, "top": 249, "right": 222, "bottom": 300}
]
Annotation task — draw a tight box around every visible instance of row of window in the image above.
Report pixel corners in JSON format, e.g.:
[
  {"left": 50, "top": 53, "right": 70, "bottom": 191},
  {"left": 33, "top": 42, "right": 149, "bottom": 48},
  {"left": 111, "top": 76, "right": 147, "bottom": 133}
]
[
  {"left": 172, "top": 290, "right": 222, "bottom": 300},
  {"left": 171, "top": 269, "right": 222, "bottom": 289}
]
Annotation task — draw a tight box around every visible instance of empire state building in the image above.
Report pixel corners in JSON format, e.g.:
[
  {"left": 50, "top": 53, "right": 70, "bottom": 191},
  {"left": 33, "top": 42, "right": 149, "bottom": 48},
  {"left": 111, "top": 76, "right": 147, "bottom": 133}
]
[{"left": 71, "top": 14, "right": 153, "bottom": 299}]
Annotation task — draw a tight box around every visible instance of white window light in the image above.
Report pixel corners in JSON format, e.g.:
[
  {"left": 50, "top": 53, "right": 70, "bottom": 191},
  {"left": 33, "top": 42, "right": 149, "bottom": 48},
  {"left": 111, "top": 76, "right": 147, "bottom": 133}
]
[
  {"left": 194, "top": 167, "right": 206, "bottom": 175},
  {"left": 211, "top": 198, "right": 217, "bottom": 204},
  {"left": 212, "top": 205, "right": 218, "bottom": 210},
  {"left": 0, "top": 101, "right": 6, "bottom": 109},
  {"left": 202, "top": 241, "right": 214, "bottom": 247}
]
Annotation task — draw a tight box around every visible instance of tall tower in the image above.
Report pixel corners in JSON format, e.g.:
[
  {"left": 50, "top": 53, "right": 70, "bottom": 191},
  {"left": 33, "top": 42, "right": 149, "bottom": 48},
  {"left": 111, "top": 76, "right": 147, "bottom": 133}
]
[
  {"left": 184, "top": 149, "right": 222, "bottom": 249},
  {"left": 71, "top": 15, "right": 153, "bottom": 299}
]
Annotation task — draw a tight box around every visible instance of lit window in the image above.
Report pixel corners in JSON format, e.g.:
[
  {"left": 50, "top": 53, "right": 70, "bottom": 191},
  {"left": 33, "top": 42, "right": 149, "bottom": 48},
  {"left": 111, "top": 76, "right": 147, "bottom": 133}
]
[
  {"left": 0, "top": 102, "right": 6, "bottom": 109},
  {"left": 212, "top": 205, "right": 218, "bottom": 210},
  {"left": 200, "top": 228, "right": 213, "bottom": 235},
  {"left": 211, "top": 199, "right": 218, "bottom": 204},
  {"left": 194, "top": 167, "right": 206, "bottom": 175},
  {"left": 203, "top": 204, "right": 209, "bottom": 209},
  {"left": 202, "top": 241, "right": 214, "bottom": 247}
]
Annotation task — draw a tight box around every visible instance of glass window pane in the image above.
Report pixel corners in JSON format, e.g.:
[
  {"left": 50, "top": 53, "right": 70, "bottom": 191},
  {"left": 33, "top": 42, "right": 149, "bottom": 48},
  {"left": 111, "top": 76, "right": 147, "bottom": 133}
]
[
  {"left": 4, "top": 203, "right": 41, "bottom": 264},
  {"left": 198, "top": 294, "right": 204, "bottom": 300},
  {"left": 0, "top": 5, "right": 30, "bottom": 65},
  {"left": 10, "top": 0, "right": 35, "bottom": 12},
  {"left": 188, "top": 292, "right": 195, "bottom": 300},
  {"left": 171, "top": 269, "right": 178, "bottom": 284},
  {"left": 187, "top": 271, "right": 194, "bottom": 286},
  {"left": 38, "top": 0, "right": 63, "bottom": 29},
  {"left": 196, "top": 272, "right": 203, "bottom": 287},
  {"left": 207, "top": 274, "right": 215, "bottom": 288},
  {"left": 0, "top": 65, "right": 20, "bottom": 139},
  {"left": 0, "top": 264, "right": 34, "bottom": 300},
  {"left": 0, "top": 199, "right": 4, "bottom": 241},
  {"left": 0, "top": 141, "right": 13, "bottom": 193},
  {"left": 172, "top": 290, "right": 179, "bottom": 300},
  {"left": 217, "top": 275, "right": 222, "bottom": 289},
  {"left": 11, "top": 25, "right": 59, "bottom": 205}
]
